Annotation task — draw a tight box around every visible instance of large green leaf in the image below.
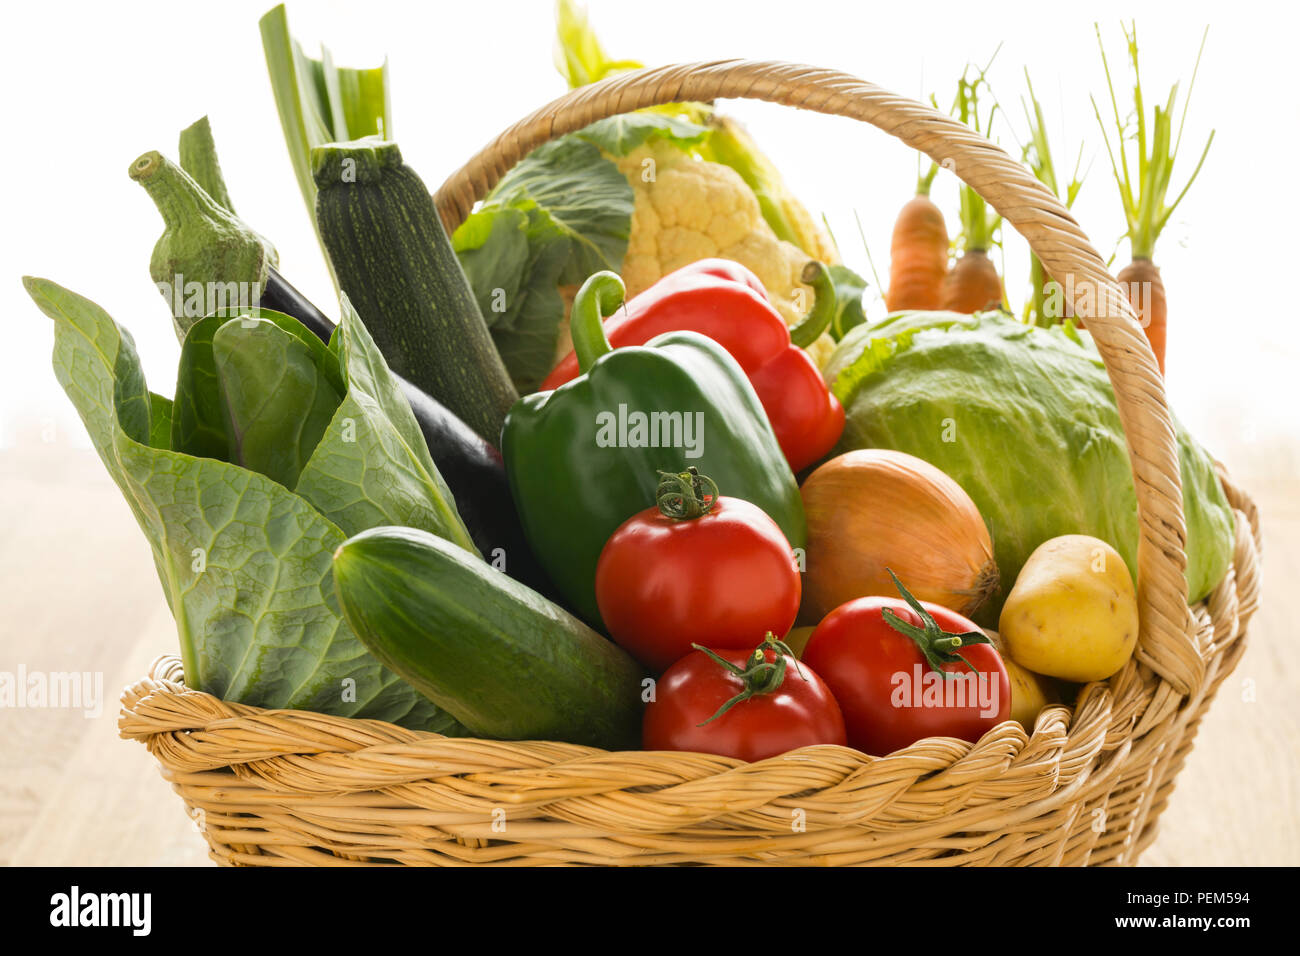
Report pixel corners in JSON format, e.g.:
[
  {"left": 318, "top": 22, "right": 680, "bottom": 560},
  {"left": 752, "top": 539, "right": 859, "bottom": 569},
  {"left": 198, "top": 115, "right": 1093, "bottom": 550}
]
[
  {"left": 454, "top": 202, "right": 570, "bottom": 393},
  {"left": 452, "top": 137, "right": 631, "bottom": 393},
  {"left": 294, "top": 297, "right": 479, "bottom": 552},
  {"left": 489, "top": 136, "right": 632, "bottom": 285},
  {"left": 172, "top": 307, "right": 345, "bottom": 464},
  {"left": 573, "top": 113, "right": 710, "bottom": 158},
  {"left": 170, "top": 315, "right": 227, "bottom": 460},
  {"left": 212, "top": 317, "right": 344, "bottom": 489},
  {"left": 148, "top": 393, "right": 173, "bottom": 450},
  {"left": 24, "top": 276, "right": 463, "bottom": 733}
]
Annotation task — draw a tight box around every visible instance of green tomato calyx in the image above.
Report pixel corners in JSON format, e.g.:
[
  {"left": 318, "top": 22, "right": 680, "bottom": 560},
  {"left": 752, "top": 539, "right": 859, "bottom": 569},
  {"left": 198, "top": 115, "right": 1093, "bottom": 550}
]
[
  {"left": 655, "top": 467, "right": 719, "bottom": 520},
  {"left": 881, "top": 568, "right": 993, "bottom": 679},
  {"left": 692, "top": 632, "right": 805, "bottom": 727}
]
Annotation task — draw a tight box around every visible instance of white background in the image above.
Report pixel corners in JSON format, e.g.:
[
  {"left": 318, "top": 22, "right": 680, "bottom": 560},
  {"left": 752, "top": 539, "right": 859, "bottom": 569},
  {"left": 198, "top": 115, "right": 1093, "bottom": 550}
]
[{"left": 2, "top": 0, "right": 1296, "bottom": 472}]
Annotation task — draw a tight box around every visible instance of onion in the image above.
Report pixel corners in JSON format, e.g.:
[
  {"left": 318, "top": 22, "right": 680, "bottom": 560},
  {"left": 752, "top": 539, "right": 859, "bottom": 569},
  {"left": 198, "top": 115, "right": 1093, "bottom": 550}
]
[{"left": 799, "top": 449, "right": 998, "bottom": 624}]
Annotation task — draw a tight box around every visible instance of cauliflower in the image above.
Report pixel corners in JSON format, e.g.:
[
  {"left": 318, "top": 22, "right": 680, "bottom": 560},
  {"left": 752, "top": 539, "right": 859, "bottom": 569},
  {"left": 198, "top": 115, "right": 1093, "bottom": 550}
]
[
  {"left": 617, "top": 141, "right": 813, "bottom": 325},
  {"left": 537, "top": 0, "right": 844, "bottom": 374},
  {"left": 547, "top": 140, "right": 838, "bottom": 369}
]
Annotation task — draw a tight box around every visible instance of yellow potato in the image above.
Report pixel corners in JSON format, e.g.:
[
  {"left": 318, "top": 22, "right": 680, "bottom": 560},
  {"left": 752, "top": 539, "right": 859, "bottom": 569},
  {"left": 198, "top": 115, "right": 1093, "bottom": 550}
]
[
  {"left": 998, "top": 535, "right": 1139, "bottom": 683},
  {"left": 986, "top": 630, "right": 1060, "bottom": 729}
]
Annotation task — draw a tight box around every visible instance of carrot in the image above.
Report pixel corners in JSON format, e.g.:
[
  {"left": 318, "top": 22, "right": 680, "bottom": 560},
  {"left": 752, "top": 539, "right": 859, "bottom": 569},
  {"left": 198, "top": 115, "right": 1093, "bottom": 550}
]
[
  {"left": 886, "top": 164, "right": 948, "bottom": 312},
  {"left": 1093, "top": 22, "right": 1213, "bottom": 375},
  {"left": 941, "top": 249, "right": 1002, "bottom": 313},
  {"left": 939, "top": 58, "right": 1006, "bottom": 314},
  {"left": 1116, "top": 258, "right": 1166, "bottom": 367}
]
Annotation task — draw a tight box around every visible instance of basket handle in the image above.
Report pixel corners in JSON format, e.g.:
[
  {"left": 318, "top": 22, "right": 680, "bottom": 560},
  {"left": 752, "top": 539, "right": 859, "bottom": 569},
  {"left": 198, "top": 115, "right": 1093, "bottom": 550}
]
[{"left": 433, "top": 59, "right": 1202, "bottom": 697}]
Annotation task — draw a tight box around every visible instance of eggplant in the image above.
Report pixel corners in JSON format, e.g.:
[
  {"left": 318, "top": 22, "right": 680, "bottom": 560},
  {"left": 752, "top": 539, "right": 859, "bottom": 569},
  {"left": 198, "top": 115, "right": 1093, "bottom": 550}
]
[{"left": 261, "top": 267, "right": 556, "bottom": 598}]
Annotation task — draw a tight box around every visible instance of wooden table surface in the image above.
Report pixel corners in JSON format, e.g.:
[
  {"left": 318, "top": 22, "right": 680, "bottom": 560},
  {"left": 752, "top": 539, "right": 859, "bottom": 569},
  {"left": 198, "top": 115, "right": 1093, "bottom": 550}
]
[{"left": 2, "top": 440, "right": 1295, "bottom": 867}]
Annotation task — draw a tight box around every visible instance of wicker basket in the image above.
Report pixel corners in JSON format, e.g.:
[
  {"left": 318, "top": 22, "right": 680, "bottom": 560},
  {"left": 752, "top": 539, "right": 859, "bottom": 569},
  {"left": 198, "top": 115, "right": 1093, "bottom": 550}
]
[{"left": 118, "top": 61, "right": 1262, "bottom": 866}]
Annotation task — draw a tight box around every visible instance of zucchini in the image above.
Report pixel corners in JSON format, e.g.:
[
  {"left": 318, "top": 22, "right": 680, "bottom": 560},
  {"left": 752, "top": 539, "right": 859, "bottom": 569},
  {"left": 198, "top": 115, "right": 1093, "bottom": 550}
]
[
  {"left": 333, "top": 526, "right": 646, "bottom": 749},
  {"left": 313, "top": 141, "right": 517, "bottom": 445}
]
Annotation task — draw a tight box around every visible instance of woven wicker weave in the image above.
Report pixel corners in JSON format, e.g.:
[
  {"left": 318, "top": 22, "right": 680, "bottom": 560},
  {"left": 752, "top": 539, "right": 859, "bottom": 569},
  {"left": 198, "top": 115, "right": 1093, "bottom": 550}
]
[{"left": 118, "top": 61, "right": 1261, "bottom": 866}]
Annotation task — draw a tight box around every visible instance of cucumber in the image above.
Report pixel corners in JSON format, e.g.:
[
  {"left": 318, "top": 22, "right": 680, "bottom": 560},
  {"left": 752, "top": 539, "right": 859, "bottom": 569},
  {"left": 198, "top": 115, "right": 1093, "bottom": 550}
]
[
  {"left": 312, "top": 141, "right": 517, "bottom": 445},
  {"left": 332, "top": 526, "right": 646, "bottom": 749}
]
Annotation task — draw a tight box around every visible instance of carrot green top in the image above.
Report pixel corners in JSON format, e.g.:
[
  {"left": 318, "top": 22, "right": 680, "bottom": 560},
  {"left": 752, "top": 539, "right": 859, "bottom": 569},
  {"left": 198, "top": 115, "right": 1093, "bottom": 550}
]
[
  {"left": 1021, "top": 69, "right": 1086, "bottom": 326},
  {"left": 1093, "top": 22, "right": 1213, "bottom": 261},
  {"left": 951, "top": 56, "right": 1003, "bottom": 255}
]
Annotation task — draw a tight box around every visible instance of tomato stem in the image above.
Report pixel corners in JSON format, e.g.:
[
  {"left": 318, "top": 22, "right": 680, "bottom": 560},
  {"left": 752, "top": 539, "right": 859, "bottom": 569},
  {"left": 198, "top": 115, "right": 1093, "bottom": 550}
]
[
  {"left": 881, "top": 569, "right": 992, "bottom": 679},
  {"left": 693, "top": 632, "right": 803, "bottom": 726},
  {"left": 656, "top": 467, "right": 719, "bottom": 520}
]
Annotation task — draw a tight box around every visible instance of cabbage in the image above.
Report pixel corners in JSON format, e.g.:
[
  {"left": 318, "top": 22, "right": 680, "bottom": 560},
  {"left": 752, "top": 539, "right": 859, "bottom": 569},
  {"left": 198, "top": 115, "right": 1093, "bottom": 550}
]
[{"left": 825, "top": 311, "right": 1235, "bottom": 617}]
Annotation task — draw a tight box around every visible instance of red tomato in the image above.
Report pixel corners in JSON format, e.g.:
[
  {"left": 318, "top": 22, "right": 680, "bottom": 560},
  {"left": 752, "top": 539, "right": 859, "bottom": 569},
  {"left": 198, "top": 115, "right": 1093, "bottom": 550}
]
[
  {"left": 802, "top": 587, "right": 1011, "bottom": 756},
  {"left": 643, "top": 641, "right": 846, "bottom": 762},
  {"left": 595, "top": 494, "right": 800, "bottom": 673}
]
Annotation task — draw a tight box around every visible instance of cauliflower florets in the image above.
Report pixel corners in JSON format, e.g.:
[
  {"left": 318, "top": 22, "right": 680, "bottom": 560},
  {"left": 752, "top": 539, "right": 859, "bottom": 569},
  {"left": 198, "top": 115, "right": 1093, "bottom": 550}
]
[
  {"left": 614, "top": 142, "right": 814, "bottom": 326},
  {"left": 549, "top": 141, "right": 837, "bottom": 369}
]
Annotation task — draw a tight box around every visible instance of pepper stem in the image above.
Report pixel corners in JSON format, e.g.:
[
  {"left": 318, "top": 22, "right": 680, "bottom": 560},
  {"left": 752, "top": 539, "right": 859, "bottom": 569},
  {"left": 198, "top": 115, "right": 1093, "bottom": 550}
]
[
  {"left": 694, "top": 632, "right": 805, "bottom": 726},
  {"left": 655, "top": 467, "right": 719, "bottom": 520},
  {"left": 570, "top": 271, "right": 626, "bottom": 374},
  {"left": 788, "top": 261, "right": 838, "bottom": 349},
  {"left": 881, "top": 568, "right": 992, "bottom": 678}
]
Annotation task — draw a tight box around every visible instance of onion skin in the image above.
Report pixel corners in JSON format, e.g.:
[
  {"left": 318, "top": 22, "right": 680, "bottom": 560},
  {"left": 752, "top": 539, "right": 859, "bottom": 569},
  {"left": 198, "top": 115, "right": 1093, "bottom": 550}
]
[{"left": 798, "top": 449, "right": 998, "bottom": 625}]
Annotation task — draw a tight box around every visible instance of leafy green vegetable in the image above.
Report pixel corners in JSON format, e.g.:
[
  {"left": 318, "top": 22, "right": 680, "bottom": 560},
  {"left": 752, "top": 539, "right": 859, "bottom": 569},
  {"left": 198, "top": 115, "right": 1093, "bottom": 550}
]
[
  {"left": 170, "top": 316, "right": 227, "bottom": 460},
  {"left": 451, "top": 112, "right": 711, "bottom": 393},
  {"left": 24, "top": 276, "right": 471, "bottom": 731},
  {"left": 574, "top": 113, "right": 710, "bottom": 157},
  {"left": 147, "top": 393, "right": 173, "bottom": 450},
  {"left": 826, "top": 310, "right": 1234, "bottom": 616},
  {"left": 489, "top": 137, "right": 632, "bottom": 284},
  {"left": 452, "top": 142, "right": 627, "bottom": 393},
  {"left": 294, "top": 297, "right": 475, "bottom": 542},
  {"left": 454, "top": 203, "right": 568, "bottom": 394},
  {"left": 211, "top": 317, "right": 344, "bottom": 488},
  {"left": 826, "top": 264, "right": 869, "bottom": 339},
  {"left": 171, "top": 308, "right": 343, "bottom": 464}
]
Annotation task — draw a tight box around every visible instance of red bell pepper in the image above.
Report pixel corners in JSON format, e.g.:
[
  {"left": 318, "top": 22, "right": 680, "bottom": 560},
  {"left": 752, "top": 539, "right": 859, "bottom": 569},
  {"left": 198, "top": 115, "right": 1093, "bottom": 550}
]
[{"left": 540, "top": 259, "right": 845, "bottom": 472}]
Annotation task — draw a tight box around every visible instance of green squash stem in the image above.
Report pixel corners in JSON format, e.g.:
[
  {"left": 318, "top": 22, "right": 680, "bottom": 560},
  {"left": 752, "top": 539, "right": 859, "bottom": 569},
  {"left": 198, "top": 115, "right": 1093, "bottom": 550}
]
[{"left": 129, "top": 150, "right": 269, "bottom": 339}]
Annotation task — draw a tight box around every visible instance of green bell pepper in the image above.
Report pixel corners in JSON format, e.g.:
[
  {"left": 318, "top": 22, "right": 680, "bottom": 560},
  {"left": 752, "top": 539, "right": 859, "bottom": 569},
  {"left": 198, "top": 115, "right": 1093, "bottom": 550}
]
[{"left": 502, "top": 270, "right": 806, "bottom": 629}]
